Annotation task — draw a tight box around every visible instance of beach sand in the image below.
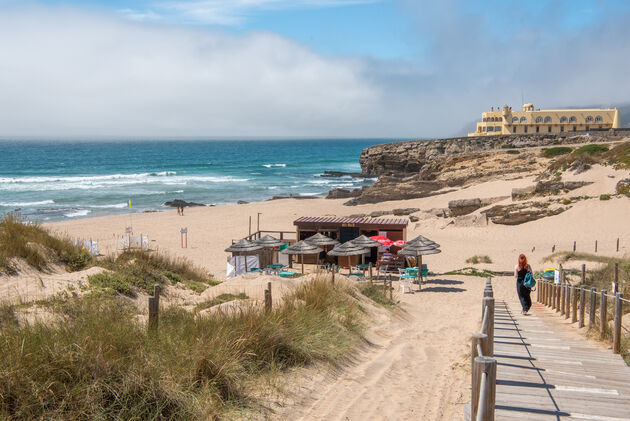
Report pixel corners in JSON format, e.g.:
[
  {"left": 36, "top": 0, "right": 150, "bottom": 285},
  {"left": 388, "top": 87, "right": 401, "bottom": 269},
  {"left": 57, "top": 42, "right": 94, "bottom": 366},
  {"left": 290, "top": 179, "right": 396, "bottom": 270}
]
[{"left": 36, "top": 163, "right": 630, "bottom": 419}]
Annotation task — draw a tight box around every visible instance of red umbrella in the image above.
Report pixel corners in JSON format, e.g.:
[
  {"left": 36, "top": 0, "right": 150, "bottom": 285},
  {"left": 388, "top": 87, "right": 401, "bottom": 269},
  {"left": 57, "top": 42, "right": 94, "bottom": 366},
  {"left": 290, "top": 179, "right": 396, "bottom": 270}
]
[
  {"left": 370, "top": 235, "right": 393, "bottom": 246},
  {"left": 392, "top": 240, "right": 406, "bottom": 247}
]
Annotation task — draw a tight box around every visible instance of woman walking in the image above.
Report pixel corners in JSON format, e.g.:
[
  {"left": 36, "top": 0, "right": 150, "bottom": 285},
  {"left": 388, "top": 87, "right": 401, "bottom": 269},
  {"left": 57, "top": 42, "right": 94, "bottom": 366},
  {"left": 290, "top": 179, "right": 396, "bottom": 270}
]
[{"left": 515, "top": 254, "right": 533, "bottom": 315}]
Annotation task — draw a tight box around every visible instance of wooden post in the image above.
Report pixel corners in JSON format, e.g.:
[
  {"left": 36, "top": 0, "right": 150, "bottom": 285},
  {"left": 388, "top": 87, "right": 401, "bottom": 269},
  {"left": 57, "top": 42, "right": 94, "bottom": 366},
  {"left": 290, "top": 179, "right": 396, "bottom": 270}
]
[
  {"left": 471, "top": 356, "right": 496, "bottom": 421},
  {"left": 595, "top": 240, "right": 598, "bottom": 253},
  {"left": 581, "top": 264, "right": 586, "bottom": 284},
  {"left": 552, "top": 244, "right": 555, "bottom": 253},
  {"left": 369, "top": 263, "right": 373, "bottom": 284},
  {"left": 471, "top": 332, "right": 489, "bottom": 369},
  {"left": 389, "top": 279, "right": 393, "bottom": 300},
  {"left": 600, "top": 290, "right": 607, "bottom": 339},
  {"left": 249, "top": 216, "right": 252, "bottom": 237},
  {"left": 616, "top": 237, "right": 620, "bottom": 252},
  {"left": 565, "top": 284, "right": 571, "bottom": 319},
  {"left": 482, "top": 297, "right": 495, "bottom": 356},
  {"left": 573, "top": 240, "right": 576, "bottom": 252},
  {"left": 560, "top": 285, "right": 566, "bottom": 315},
  {"left": 148, "top": 284, "right": 160, "bottom": 332},
  {"left": 551, "top": 284, "right": 556, "bottom": 310},
  {"left": 571, "top": 286, "right": 578, "bottom": 323},
  {"left": 331, "top": 266, "right": 335, "bottom": 285},
  {"left": 265, "top": 282, "right": 272, "bottom": 312},
  {"left": 589, "top": 287, "right": 597, "bottom": 329},
  {"left": 579, "top": 286, "right": 586, "bottom": 328},
  {"left": 383, "top": 275, "right": 388, "bottom": 294},
  {"left": 613, "top": 293, "right": 623, "bottom": 354},
  {"left": 613, "top": 263, "right": 619, "bottom": 295}
]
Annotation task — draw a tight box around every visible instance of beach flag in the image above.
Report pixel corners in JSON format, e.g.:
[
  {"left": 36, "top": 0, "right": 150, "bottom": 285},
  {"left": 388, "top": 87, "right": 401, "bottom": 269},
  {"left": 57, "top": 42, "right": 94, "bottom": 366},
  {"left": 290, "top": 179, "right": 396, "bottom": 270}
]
[{"left": 128, "top": 200, "right": 131, "bottom": 208}]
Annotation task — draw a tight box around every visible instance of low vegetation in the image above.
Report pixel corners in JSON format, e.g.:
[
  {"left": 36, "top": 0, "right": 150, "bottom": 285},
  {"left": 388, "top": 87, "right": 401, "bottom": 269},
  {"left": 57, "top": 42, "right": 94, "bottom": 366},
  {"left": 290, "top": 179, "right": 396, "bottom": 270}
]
[
  {"left": 575, "top": 143, "right": 609, "bottom": 155},
  {"left": 600, "top": 194, "right": 611, "bottom": 200},
  {"left": 357, "top": 283, "right": 396, "bottom": 307},
  {"left": 444, "top": 267, "right": 498, "bottom": 277},
  {"left": 506, "top": 149, "right": 520, "bottom": 155},
  {"left": 91, "top": 251, "right": 217, "bottom": 296},
  {"left": 0, "top": 213, "right": 91, "bottom": 274},
  {"left": 548, "top": 141, "right": 630, "bottom": 171},
  {"left": 542, "top": 146, "right": 572, "bottom": 157},
  {"left": 0, "top": 277, "right": 376, "bottom": 419},
  {"left": 465, "top": 255, "right": 493, "bottom": 264}
]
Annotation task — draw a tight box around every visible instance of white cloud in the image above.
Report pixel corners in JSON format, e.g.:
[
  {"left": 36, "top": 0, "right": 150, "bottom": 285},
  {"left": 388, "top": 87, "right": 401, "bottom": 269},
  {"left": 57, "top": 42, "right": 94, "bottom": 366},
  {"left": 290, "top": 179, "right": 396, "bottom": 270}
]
[{"left": 0, "top": 7, "right": 392, "bottom": 137}]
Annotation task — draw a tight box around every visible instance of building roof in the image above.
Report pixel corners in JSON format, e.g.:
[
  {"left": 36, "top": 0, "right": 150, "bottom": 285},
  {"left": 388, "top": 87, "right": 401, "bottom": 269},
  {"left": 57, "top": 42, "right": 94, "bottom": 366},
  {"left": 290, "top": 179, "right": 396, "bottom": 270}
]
[{"left": 294, "top": 216, "right": 409, "bottom": 227}]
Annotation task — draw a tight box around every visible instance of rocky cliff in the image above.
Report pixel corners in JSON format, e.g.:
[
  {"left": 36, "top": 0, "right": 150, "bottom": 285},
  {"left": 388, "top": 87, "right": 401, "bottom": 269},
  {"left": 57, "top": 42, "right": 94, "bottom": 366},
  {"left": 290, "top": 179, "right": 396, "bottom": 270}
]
[
  {"left": 359, "top": 132, "right": 623, "bottom": 177},
  {"left": 339, "top": 132, "right": 627, "bottom": 205}
]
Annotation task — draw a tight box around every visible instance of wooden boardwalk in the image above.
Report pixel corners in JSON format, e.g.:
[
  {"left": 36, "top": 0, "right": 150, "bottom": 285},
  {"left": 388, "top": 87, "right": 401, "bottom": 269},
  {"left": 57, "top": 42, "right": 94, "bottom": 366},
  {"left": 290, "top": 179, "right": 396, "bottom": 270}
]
[{"left": 493, "top": 299, "right": 630, "bottom": 421}]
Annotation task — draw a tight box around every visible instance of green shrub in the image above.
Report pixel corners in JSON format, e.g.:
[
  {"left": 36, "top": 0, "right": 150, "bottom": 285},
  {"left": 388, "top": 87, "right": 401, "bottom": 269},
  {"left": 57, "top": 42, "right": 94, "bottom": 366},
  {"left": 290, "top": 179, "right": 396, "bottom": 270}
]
[
  {"left": 542, "top": 147, "right": 573, "bottom": 157},
  {"left": 576, "top": 144, "right": 609, "bottom": 155},
  {"left": 506, "top": 149, "right": 520, "bottom": 155},
  {"left": 465, "top": 255, "right": 493, "bottom": 264},
  {"left": 195, "top": 293, "right": 249, "bottom": 312},
  {"left": 600, "top": 194, "right": 611, "bottom": 200},
  {"left": 88, "top": 272, "right": 135, "bottom": 296},
  {"left": 357, "top": 283, "right": 396, "bottom": 307}
]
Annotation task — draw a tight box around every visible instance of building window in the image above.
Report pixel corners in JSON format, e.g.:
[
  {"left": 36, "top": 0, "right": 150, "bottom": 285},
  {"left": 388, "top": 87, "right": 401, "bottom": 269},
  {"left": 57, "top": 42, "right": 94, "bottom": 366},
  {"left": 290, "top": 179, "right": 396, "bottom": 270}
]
[
  {"left": 524, "top": 126, "right": 528, "bottom": 133},
  {"left": 496, "top": 126, "right": 502, "bottom": 132},
  {"left": 573, "top": 125, "right": 576, "bottom": 131},
  {"left": 520, "top": 117, "right": 527, "bottom": 123},
  {"left": 586, "top": 116, "right": 593, "bottom": 122},
  {"left": 536, "top": 126, "right": 540, "bottom": 133},
  {"left": 560, "top": 116, "right": 568, "bottom": 123},
  {"left": 569, "top": 116, "right": 577, "bottom": 122},
  {"left": 513, "top": 126, "right": 517, "bottom": 133},
  {"left": 544, "top": 116, "right": 552, "bottom": 123},
  {"left": 599, "top": 125, "right": 603, "bottom": 130},
  {"left": 536, "top": 116, "right": 543, "bottom": 123},
  {"left": 487, "top": 126, "right": 493, "bottom": 132},
  {"left": 497, "top": 117, "right": 502, "bottom": 122},
  {"left": 586, "top": 125, "right": 590, "bottom": 131},
  {"left": 512, "top": 117, "right": 518, "bottom": 123},
  {"left": 548, "top": 126, "right": 552, "bottom": 133},
  {"left": 560, "top": 126, "right": 564, "bottom": 132},
  {"left": 595, "top": 116, "right": 603, "bottom": 122}
]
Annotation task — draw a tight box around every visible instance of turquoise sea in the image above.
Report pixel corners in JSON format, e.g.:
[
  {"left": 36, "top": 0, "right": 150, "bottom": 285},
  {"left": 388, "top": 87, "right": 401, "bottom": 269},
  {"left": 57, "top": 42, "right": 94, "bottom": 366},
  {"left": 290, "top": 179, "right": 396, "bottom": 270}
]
[{"left": 0, "top": 139, "right": 394, "bottom": 222}]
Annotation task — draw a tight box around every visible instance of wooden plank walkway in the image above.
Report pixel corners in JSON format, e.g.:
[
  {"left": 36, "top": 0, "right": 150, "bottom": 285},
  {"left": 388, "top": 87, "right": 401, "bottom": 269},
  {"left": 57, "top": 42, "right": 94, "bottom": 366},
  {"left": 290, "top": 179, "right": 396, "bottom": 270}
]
[{"left": 493, "top": 299, "right": 630, "bottom": 421}]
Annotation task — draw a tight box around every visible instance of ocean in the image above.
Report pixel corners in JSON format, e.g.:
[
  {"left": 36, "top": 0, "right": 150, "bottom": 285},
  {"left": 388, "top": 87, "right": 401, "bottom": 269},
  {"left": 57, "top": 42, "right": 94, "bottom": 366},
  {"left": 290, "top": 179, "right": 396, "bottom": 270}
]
[{"left": 0, "top": 139, "right": 393, "bottom": 222}]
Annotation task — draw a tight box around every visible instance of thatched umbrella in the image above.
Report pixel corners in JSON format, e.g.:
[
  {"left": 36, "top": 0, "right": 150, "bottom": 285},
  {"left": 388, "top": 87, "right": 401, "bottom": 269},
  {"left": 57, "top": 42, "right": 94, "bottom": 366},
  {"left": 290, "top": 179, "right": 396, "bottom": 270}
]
[
  {"left": 398, "top": 240, "right": 441, "bottom": 287},
  {"left": 328, "top": 241, "right": 370, "bottom": 275},
  {"left": 280, "top": 240, "right": 323, "bottom": 273},
  {"left": 304, "top": 232, "right": 339, "bottom": 246},
  {"left": 225, "top": 239, "right": 264, "bottom": 273},
  {"left": 407, "top": 235, "right": 440, "bottom": 249},
  {"left": 254, "top": 235, "right": 286, "bottom": 267},
  {"left": 350, "top": 235, "right": 382, "bottom": 264}
]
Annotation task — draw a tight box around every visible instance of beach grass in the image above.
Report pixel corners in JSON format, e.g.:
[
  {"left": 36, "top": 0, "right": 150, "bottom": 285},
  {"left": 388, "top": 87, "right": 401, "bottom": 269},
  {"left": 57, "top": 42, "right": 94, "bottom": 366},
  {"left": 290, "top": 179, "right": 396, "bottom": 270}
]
[
  {"left": 0, "top": 276, "right": 371, "bottom": 419},
  {"left": 547, "top": 140, "right": 630, "bottom": 171},
  {"left": 195, "top": 293, "right": 249, "bottom": 312},
  {"left": 444, "top": 267, "right": 498, "bottom": 277},
  {"left": 357, "top": 283, "right": 396, "bottom": 307},
  {"left": 0, "top": 213, "right": 92, "bottom": 274},
  {"left": 94, "top": 250, "right": 218, "bottom": 295},
  {"left": 465, "top": 255, "right": 493, "bottom": 264}
]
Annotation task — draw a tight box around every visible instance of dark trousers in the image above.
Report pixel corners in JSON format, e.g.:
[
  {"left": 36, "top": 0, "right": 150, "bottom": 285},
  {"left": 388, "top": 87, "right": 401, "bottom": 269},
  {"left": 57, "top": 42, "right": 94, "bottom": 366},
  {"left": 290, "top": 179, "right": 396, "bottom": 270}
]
[{"left": 516, "top": 281, "right": 532, "bottom": 312}]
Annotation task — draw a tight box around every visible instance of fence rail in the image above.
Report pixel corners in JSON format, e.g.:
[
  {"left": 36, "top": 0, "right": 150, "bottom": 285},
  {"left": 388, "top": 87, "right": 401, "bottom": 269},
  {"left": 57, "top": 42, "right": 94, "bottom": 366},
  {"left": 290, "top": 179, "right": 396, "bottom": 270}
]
[
  {"left": 467, "top": 277, "right": 496, "bottom": 421},
  {"left": 538, "top": 279, "right": 626, "bottom": 354}
]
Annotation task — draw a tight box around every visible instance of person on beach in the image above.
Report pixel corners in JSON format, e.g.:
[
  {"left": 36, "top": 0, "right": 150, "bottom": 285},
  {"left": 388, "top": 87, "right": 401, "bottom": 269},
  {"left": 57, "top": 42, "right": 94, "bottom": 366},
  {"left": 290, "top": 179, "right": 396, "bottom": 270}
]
[{"left": 515, "top": 254, "right": 533, "bottom": 315}]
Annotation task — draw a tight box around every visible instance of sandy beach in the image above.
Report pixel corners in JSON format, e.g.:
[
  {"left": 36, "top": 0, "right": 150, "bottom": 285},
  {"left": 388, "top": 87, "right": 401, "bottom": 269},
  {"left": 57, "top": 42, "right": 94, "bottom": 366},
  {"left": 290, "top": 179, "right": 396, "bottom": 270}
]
[{"left": 30, "top": 163, "right": 628, "bottom": 419}]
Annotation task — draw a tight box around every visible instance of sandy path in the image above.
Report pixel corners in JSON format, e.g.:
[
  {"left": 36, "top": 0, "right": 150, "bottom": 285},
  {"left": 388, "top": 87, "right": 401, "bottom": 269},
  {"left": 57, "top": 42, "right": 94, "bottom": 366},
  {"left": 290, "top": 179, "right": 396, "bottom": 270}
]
[{"left": 270, "top": 275, "right": 519, "bottom": 421}]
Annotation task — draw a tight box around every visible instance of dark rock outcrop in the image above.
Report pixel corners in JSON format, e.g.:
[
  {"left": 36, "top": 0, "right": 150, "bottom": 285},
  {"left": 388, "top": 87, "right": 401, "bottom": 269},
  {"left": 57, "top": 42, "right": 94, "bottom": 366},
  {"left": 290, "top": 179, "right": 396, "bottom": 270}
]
[
  {"left": 319, "top": 171, "right": 364, "bottom": 178},
  {"left": 343, "top": 176, "right": 443, "bottom": 205},
  {"left": 392, "top": 208, "right": 420, "bottom": 216},
  {"left": 482, "top": 203, "right": 567, "bottom": 225},
  {"left": 326, "top": 188, "right": 361, "bottom": 199},
  {"left": 370, "top": 210, "right": 390, "bottom": 217},
  {"left": 409, "top": 215, "right": 420, "bottom": 222},
  {"left": 237, "top": 200, "right": 249, "bottom": 205},
  {"left": 512, "top": 181, "right": 592, "bottom": 200},
  {"left": 448, "top": 199, "right": 481, "bottom": 216},
  {"left": 164, "top": 199, "right": 206, "bottom": 208}
]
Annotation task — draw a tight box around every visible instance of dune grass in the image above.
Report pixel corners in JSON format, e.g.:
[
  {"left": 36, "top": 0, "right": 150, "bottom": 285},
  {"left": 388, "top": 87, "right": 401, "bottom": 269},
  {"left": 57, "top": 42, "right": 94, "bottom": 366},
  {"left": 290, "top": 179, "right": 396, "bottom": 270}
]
[
  {"left": 195, "top": 293, "right": 249, "bottom": 312},
  {"left": 0, "top": 213, "right": 92, "bottom": 274},
  {"left": 92, "top": 250, "right": 218, "bottom": 296},
  {"left": 465, "top": 255, "right": 493, "bottom": 264},
  {"left": 0, "top": 277, "right": 372, "bottom": 419},
  {"left": 357, "top": 283, "right": 396, "bottom": 307},
  {"left": 547, "top": 141, "right": 630, "bottom": 171},
  {"left": 542, "top": 146, "right": 572, "bottom": 157}
]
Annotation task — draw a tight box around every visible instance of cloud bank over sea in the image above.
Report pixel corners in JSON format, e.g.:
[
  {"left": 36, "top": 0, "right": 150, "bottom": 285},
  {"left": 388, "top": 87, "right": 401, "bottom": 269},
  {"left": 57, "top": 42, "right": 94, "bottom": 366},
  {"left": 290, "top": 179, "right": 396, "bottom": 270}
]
[{"left": 0, "top": 1, "right": 629, "bottom": 138}]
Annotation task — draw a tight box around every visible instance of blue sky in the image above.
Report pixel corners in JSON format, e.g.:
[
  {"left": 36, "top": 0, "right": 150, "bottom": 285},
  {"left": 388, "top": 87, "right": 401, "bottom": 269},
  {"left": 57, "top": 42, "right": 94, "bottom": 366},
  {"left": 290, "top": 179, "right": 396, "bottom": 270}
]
[{"left": 0, "top": 0, "right": 629, "bottom": 137}]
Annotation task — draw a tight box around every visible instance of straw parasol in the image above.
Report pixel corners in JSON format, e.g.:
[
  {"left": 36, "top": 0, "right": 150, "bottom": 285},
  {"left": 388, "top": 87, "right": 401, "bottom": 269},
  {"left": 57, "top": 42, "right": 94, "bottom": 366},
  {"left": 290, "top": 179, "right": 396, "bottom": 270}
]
[
  {"left": 254, "top": 235, "right": 286, "bottom": 267},
  {"left": 350, "top": 235, "right": 382, "bottom": 264},
  {"left": 280, "top": 240, "right": 323, "bottom": 273},
  {"left": 398, "top": 237, "right": 441, "bottom": 284},
  {"left": 304, "top": 232, "right": 339, "bottom": 246},
  {"left": 225, "top": 239, "right": 264, "bottom": 273},
  {"left": 254, "top": 234, "right": 286, "bottom": 248}
]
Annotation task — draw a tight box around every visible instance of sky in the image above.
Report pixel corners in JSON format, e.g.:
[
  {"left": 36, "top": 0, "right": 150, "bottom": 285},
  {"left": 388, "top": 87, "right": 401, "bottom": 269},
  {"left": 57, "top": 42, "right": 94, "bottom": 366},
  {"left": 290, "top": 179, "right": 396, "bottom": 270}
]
[{"left": 0, "top": 0, "right": 629, "bottom": 138}]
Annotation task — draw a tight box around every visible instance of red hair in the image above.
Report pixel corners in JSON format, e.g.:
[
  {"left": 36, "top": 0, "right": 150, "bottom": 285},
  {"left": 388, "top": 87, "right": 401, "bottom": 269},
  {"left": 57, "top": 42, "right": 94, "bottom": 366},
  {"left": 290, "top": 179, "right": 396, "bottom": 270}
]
[{"left": 518, "top": 254, "right": 528, "bottom": 270}]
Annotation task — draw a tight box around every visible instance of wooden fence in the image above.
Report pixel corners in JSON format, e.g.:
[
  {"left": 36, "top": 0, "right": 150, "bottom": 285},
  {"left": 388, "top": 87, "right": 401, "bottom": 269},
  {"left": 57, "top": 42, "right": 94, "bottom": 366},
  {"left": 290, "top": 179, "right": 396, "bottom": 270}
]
[
  {"left": 467, "top": 277, "right": 496, "bottom": 421},
  {"left": 537, "top": 277, "right": 628, "bottom": 354}
]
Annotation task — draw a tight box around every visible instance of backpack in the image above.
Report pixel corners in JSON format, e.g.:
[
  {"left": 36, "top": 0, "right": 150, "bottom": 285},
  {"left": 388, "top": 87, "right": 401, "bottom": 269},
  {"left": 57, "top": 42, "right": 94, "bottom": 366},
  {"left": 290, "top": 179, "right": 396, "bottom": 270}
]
[{"left": 523, "top": 272, "right": 536, "bottom": 289}]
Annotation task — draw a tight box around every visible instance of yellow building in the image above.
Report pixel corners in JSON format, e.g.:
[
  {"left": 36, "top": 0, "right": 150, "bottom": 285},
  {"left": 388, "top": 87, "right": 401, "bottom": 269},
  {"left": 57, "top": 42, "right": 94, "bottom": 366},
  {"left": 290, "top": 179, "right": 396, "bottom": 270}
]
[{"left": 469, "top": 103, "right": 620, "bottom": 136}]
